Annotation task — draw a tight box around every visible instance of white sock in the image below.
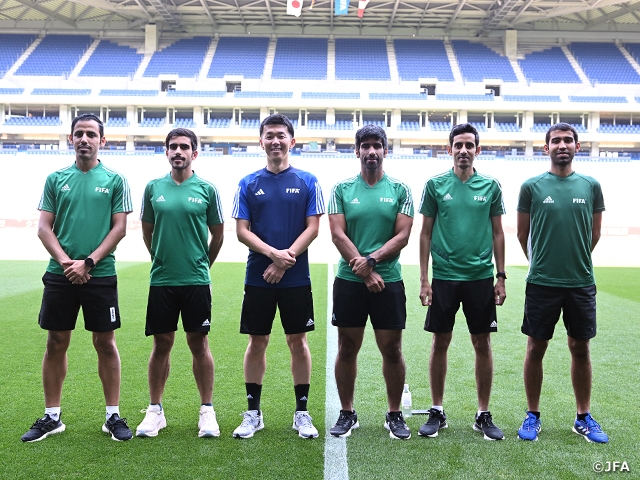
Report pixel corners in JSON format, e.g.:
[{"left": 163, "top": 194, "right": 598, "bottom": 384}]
[
  {"left": 149, "top": 403, "right": 162, "bottom": 412},
  {"left": 432, "top": 406, "right": 443, "bottom": 412},
  {"left": 106, "top": 405, "right": 120, "bottom": 421},
  {"left": 45, "top": 407, "right": 61, "bottom": 421},
  {"left": 200, "top": 404, "right": 214, "bottom": 413},
  {"left": 477, "top": 410, "right": 489, "bottom": 417}
]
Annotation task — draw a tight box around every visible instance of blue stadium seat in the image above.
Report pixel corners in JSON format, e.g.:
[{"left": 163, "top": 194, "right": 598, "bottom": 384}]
[
  {"left": 397, "top": 121, "right": 421, "bottom": 132},
  {"left": 166, "top": 90, "right": 225, "bottom": 97},
  {"left": 32, "top": 88, "right": 91, "bottom": 95},
  {"left": 208, "top": 37, "right": 269, "bottom": 79},
  {"left": 435, "top": 93, "right": 494, "bottom": 102},
  {"left": 272, "top": 38, "right": 327, "bottom": 80},
  {"left": 569, "top": 42, "right": 640, "bottom": 84},
  {"left": 0, "top": 34, "right": 36, "bottom": 77},
  {"left": 139, "top": 117, "right": 165, "bottom": 127},
  {"left": 394, "top": 40, "right": 454, "bottom": 81},
  {"left": 234, "top": 91, "right": 293, "bottom": 98},
  {"left": 99, "top": 89, "right": 158, "bottom": 96},
  {"left": 568, "top": 96, "right": 628, "bottom": 103},
  {"left": 105, "top": 117, "right": 129, "bottom": 127},
  {"left": 0, "top": 88, "right": 25, "bottom": 95},
  {"left": 16, "top": 35, "right": 92, "bottom": 76},
  {"left": 80, "top": 40, "right": 143, "bottom": 77},
  {"left": 173, "top": 118, "right": 196, "bottom": 128},
  {"left": 503, "top": 95, "right": 561, "bottom": 102},
  {"left": 144, "top": 37, "right": 211, "bottom": 78},
  {"left": 369, "top": 93, "right": 428, "bottom": 101},
  {"left": 207, "top": 117, "right": 232, "bottom": 128},
  {"left": 518, "top": 47, "right": 581, "bottom": 83},
  {"left": 451, "top": 41, "right": 518, "bottom": 82},
  {"left": 301, "top": 92, "right": 360, "bottom": 100},
  {"left": 335, "top": 39, "right": 390, "bottom": 81},
  {"left": 495, "top": 122, "right": 521, "bottom": 132}
]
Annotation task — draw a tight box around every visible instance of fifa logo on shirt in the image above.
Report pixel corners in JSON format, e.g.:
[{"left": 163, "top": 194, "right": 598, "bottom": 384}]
[
  {"left": 573, "top": 198, "right": 586, "bottom": 204},
  {"left": 474, "top": 196, "right": 487, "bottom": 202},
  {"left": 380, "top": 197, "right": 394, "bottom": 203},
  {"left": 189, "top": 197, "right": 203, "bottom": 204},
  {"left": 95, "top": 187, "right": 110, "bottom": 194},
  {"left": 286, "top": 188, "right": 300, "bottom": 194}
]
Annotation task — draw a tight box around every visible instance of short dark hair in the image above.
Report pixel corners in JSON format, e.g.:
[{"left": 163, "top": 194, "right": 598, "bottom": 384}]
[
  {"left": 355, "top": 124, "right": 387, "bottom": 150},
  {"left": 545, "top": 122, "right": 578, "bottom": 145},
  {"left": 71, "top": 113, "right": 103, "bottom": 137},
  {"left": 165, "top": 128, "right": 198, "bottom": 151},
  {"left": 449, "top": 123, "right": 479, "bottom": 147},
  {"left": 259, "top": 113, "right": 294, "bottom": 137}
]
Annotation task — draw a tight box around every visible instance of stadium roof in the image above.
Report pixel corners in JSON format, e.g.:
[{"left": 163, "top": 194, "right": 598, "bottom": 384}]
[{"left": 1, "top": 0, "right": 640, "bottom": 43}]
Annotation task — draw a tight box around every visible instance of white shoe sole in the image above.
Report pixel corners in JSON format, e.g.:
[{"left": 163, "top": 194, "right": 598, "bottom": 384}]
[
  {"left": 24, "top": 423, "right": 66, "bottom": 442},
  {"left": 385, "top": 422, "right": 411, "bottom": 440},
  {"left": 472, "top": 423, "right": 504, "bottom": 440},
  {"left": 199, "top": 429, "right": 221, "bottom": 438},
  {"left": 136, "top": 418, "right": 167, "bottom": 437},
  {"left": 233, "top": 422, "right": 263, "bottom": 439},
  {"left": 330, "top": 420, "right": 359, "bottom": 438}
]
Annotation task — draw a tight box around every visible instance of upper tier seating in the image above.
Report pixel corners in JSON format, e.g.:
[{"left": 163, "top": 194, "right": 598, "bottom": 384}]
[
  {"left": 99, "top": 89, "right": 158, "bottom": 96},
  {"left": 569, "top": 42, "right": 640, "bottom": 84},
  {"left": 139, "top": 117, "right": 165, "bottom": 128},
  {"left": 531, "top": 123, "right": 587, "bottom": 133},
  {"left": 207, "top": 118, "right": 232, "bottom": 128},
  {"left": 32, "top": 89, "right": 90, "bottom": 95},
  {"left": 369, "top": 93, "right": 428, "bottom": 101},
  {"left": 234, "top": 91, "right": 293, "bottom": 98},
  {"left": 4, "top": 116, "right": 61, "bottom": 126},
  {"left": 272, "top": 38, "right": 327, "bottom": 80},
  {"left": 397, "top": 121, "right": 421, "bottom": 132},
  {"left": 166, "top": 90, "right": 225, "bottom": 97},
  {"left": 144, "top": 37, "right": 211, "bottom": 78},
  {"left": 0, "top": 88, "right": 25, "bottom": 95},
  {"left": 16, "top": 35, "right": 92, "bottom": 76},
  {"left": 623, "top": 43, "right": 640, "bottom": 65},
  {"left": 335, "top": 39, "right": 390, "bottom": 80},
  {"left": 495, "top": 122, "right": 521, "bottom": 132},
  {"left": 394, "top": 40, "right": 455, "bottom": 81},
  {"left": 451, "top": 41, "right": 518, "bottom": 82},
  {"left": 598, "top": 124, "right": 640, "bottom": 134},
  {"left": 503, "top": 95, "right": 561, "bottom": 102},
  {"left": 569, "top": 96, "right": 628, "bottom": 103},
  {"left": 0, "top": 34, "right": 36, "bottom": 76},
  {"left": 518, "top": 47, "right": 581, "bottom": 83},
  {"left": 430, "top": 122, "right": 452, "bottom": 132},
  {"left": 208, "top": 37, "right": 269, "bottom": 79},
  {"left": 80, "top": 40, "right": 143, "bottom": 77},
  {"left": 435, "top": 93, "right": 494, "bottom": 101},
  {"left": 307, "top": 120, "right": 353, "bottom": 130},
  {"left": 173, "top": 118, "right": 196, "bottom": 128},
  {"left": 105, "top": 117, "right": 128, "bottom": 127}
]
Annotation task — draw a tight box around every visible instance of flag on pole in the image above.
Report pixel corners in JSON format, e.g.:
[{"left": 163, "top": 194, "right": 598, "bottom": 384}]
[
  {"left": 334, "top": 0, "right": 349, "bottom": 15},
  {"left": 357, "top": 0, "right": 369, "bottom": 17},
  {"left": 287, "top": 0, "right": 303, "bottom": 16}
]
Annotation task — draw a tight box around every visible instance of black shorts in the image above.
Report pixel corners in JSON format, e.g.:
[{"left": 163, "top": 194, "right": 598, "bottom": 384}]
[
  {"left": 240, "top": 285, "right": 314, "bottom": 335},
  {"left": 145, "top": 285, "right": 212, "bottom": 336},
  {"left": 38, "top": 272, "right": 120, "bottom": 332},
  {"left": 522, "top": 283, "right": 597, "bottom": 340},
  {"left": 424, "top": 278, "right": 497, "bottom": 334},
  {"left": 332, "top": 278, "right": 406, "bottom": 330}
]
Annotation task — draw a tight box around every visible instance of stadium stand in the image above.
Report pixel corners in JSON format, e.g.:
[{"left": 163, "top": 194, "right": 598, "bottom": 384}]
[
  {"left": 104, "top": 117, "right": 129, "bottom": 127},
  {"left": 4, "top": 116, "right": 61, "bottom": 126},
  {"left": 495, "top": 122, "right": 522, "bottom": 132},
  {"left": 0, "top": 88, "right": 25, "bottom": 95},
  {"left": 394, "top": 39, "right": 455, "bottom": 81},
  {"left": 31, "top": 89, "right": 91, "bottom": 95},
  {"left": 598, "top": 124, "right": 640, "bottom": 134},
  {"left": 234, "top": 91, "right": 293, "bottom": 98},
  {"left": 435, "top": 93, "right": 494, "bottom": 101},
  {"left": 568, "top": 96, "right": 628, "bottom": 103},
  {"left": 208, "top": 37, "right": 269, "bottom": 79},
  {"left": 301, "top": 92, "right": 360, "bottom": 99},
  {"left": 568, "top": 42, "right": 640, "bottom": 84},
  {"left": 173, "top": 118, "right": 197, "bottom": 128},
  {"left": 503, "top": 95, "right": 561, "bottom": 102},
  {"left": 307, "top": 120, "right": 353, "bottom": 130},
  {"left": 139, "top": 117, "right": 165, "bottom": 127},
  {"left": 272, "top": 38, "right": 327, "bottom": 80},
  {"left": 430, "top": 122, "right": 452, "bottom": 131},
  {"left": 166, "top": 90, "right": 226, "bottom": 97},
  {"left": 207, "top": 118, "right": 232, "bottom": 128},
  {"left": 144, "top": 37, "right": 211, "bottom": 78},
  {"left": 16, "top": 35, "right": 92, "bottom": 76},
  {"left": 80, "top": 40, "right": 143, "bottom": 77},
  {"left": 362, "top": 120, "right": 386, "bottom": 128},
  {"left": 240, "top": 118, "right": 261, "bottom": 129},
  {"left": 397, "top": 121, "right": 421, "bottom": 131},
  {"left": 335, "top": 39, "right": 390, "bottom": 80},
  {"left": 531, "top": 123, "right": 588, "bottom": 133},
  {"left": 369, "top": 93, "right": 428, "bottom": 101},
  {"left": 451, "top": 40, "right": 518, "bottom": 82},
  {"left": 99, "top": 89, "right": 158, "bottom": 96},
  {"left": 470, "top": 122, "right": 488, "bottom": 132},
  {"left": 624, "top": 43, "right": 640, "bottom": 64},
  {"left": 518, "top": 47, "right": 581, "bottom": 83},
  {"left": 0, "top": 34, "right": 37, "bottom": 77}
]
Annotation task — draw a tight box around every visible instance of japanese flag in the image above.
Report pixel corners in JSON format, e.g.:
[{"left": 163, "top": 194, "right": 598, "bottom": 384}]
[
  {"left": 357, "top": 0, "right": 369, "bottom": 17},
  {"left": 287, "top": 0, "right": 303, "bottom": 16}
]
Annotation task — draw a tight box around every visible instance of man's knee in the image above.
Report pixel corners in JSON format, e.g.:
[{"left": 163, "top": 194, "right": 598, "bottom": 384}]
[
  {"left": 92, "top": 331, "right": 118, "bottom": 355},
  {"left": 568, "top": 337, "right": 590, "bottom": 361},
  {"left": 45, "top": 331, "right": 71, "bottom": 354},
  {"left": 470, "top": 332, "right": 491, "bottom": 355}
]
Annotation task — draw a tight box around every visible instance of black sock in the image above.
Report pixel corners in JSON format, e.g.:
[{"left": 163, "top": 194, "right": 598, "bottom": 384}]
[
  {"left": 577, "top": 412, "right": 588, "bottom": 421},
  {"left": 294, "top": 384, "right": 310, "bottom": 412},
  {"left": 245, "top": 383, "right": 262, "bottom": 411},
  {"left": 529, "top": 411, "right": 541, "bottom": 419}
]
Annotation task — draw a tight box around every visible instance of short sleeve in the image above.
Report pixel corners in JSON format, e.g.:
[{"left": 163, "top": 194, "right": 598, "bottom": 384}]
[
  {"left": 328, "top": 183, "right": 344, "bottom": 215},
  {"left": 516, "top": 181, "right": 533, "bottom": 213},
  {"left": 207, "top": 184, "right": 224, "bottom": 226},
  {"left": 592, "top": 181, "right": 605, "bottom": 213},
  {"left": 111, "top": 174, "right": 132, "bottom": 214},
  {"left": 397, "top": 183, "right": 414, "bottom": 217},
  {"left": 38, "top": 174, "right": 57, "bottom": 214},
  {"left": 418, "top": 180, "right": 437, "bottom": 218},
  {"left": 489, "top": 179, "right": 506, "bottom": 217},
  {"left": 232, "top": 178, "right": 250, "bottom": 221},
  {"left": 140, "top": 183, "right": 155, "bottom": 223},
  {"left": 305, "top": 174, "right": 325, "bottom": 217}
]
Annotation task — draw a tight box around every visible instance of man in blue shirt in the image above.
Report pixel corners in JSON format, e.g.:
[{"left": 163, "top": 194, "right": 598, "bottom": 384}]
[{"left": 231, "top": 114, "right": 325, "bottom": 439}]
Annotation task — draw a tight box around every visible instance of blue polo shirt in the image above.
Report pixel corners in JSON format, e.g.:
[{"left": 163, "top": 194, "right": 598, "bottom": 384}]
[{"left": 232, "top": 166, "right": 325, "bottom": 288}]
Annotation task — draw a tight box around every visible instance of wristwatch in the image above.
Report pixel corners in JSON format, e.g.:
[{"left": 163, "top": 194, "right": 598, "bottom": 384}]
[
  {"left": 365, "top": 255, "right": 377, "bottom": 268},
  {"left": 84, "top": 257, "right": 95, "bottom": 269},
  {"left": 496, "top": 271, "right": 507, "bottom": 280}
]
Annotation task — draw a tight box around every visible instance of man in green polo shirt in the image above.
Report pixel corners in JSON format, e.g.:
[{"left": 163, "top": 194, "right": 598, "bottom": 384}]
[
  {"left": 418, "top": 123, "right": 506, "bottom": 441},
  {"left": 136, "top": 128, "right": 224, "bottom": 438},
  {"left": 22, "top": 114, "right": 133, "bottom": 442},
  {"left": 516, "top": 123, "right": 608, "bottom": 443},
  {"left": 328, "top": 124, "right": 414, "bottom": 440}
]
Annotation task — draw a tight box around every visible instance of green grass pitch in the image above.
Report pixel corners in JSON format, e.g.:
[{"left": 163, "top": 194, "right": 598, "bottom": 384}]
[{"left": 0, "top": 261, "right": 638, "bottom": 479}]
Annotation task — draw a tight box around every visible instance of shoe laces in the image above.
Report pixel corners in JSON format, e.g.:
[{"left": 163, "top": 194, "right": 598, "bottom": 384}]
[
  {"left": 478, "top": 412, "right": 496, "bottom": 427},
  {"left": 296, "top": 412, "right": 313, "bottom": 428},
  {"left": 200, "top": 409, "right": 216, "bottom": 423},
  {"left": 335, "top": 411, "right": 353, "bottom": 427},
  {"left": 32, "top": 416, "right": 51, "bottom": 428},
  {"left": 522, "top": 413, "right": 539, "bottom": 430},
  {"left": 387, "top": 411, "right": 407, "bottom": 429},
  {"left": 584, "top": 414, "right": 603, "bottom": 432},
  {"left": 427, "top": 409, "right": 443, "bottom": 422},
  {"left": 108, "top": 415, "right": 130, "bottom": 431},
  {"left": 239, "top": 411, "right": 259, "bottom": 427}
]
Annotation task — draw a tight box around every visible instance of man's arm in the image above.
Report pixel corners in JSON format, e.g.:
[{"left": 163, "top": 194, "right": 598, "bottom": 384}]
[
  {"left": 236, "top": 219, "right": 296, "bottom": 269},
  {"left": 516, "top": 212, "right": 531, "bottom": 260},
  {"left": 419, "top": 215, "right": 434, "bottom": 306},
  {"left": 491, "top": 215, "right": 506, "bottom": 306},
  {"left": 208, "top": 223, "right": 224, "bottom": 267},
  {"left": 63, "top": 212, "right": 129, "bottom": 284},
  {"left": 38, "top": 210, "right": 74, "bottom": 268},
  {"left": 142, "top": 221, "right": 154, "bottom": 255},
  {"left": 591, "top": 212, "right": 602, "bottom": 251},
  {"left": 350, "top": 213, "right": 413, "bottom": 278}
]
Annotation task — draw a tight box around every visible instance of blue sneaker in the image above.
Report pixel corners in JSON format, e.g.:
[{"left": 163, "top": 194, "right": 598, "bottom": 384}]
[
  {"left": 518, "top": 411, "right": 541, "bottom": 441},
  {"left": 573, "top": 413, "right": 608, "bottom": 443}
]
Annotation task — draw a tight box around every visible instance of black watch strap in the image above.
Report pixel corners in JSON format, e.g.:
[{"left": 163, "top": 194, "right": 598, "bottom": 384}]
[
  {"left": 365, "top": 255, "right": 377, "bottom": 268},
  {"left": 85, "top": 257, "right": 95, "bottom": 269},
  {"left": 496, "top": 271, "right": 507, "bottom": 280}
]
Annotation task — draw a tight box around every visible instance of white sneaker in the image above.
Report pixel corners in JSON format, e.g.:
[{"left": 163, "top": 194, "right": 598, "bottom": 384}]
[
  {"left": 198, "top": 406, "right": 220, "bottom": 438},
  {"left": 136, "top": 405, "right": 166, "bottom": 437},
  {"left": 293, "top": 411, "right": 319, "bottom": 439},
  {"left": 232, "top": 410, "right": 263, "bottom": 439}
]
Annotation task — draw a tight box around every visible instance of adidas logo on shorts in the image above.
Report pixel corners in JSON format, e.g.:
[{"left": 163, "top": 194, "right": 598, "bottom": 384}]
[
  {"left": 306, "top": 319, "right": 314, "bottom": 327},
  {"left": 490, "top": 320, "right": 497, "bottom": 328},
  {"left": 202, "top": 319, "right": 210, "bottom": 327}
]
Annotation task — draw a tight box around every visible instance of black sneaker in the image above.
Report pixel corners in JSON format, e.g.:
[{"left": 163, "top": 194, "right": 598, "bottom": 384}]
[
  {"left": 330, "top": 410, "right": 359, "bottom": 437},
  {"left": 384, "top": 411, "right": 411, "bottom": 440},
  {"left": 102, "top": 413, "right": 133, "bottom": 441},
  {"left": 473, "top": 411, "right": 504, "bottom": 440},
  {"left": 418, "top": 408, "right": 447, "bottom": 437},
  {"left": 21, "top": 414, "right": 66, "bottom": 442}
]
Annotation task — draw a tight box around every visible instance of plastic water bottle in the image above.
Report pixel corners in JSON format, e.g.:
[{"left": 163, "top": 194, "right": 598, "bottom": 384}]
[{"left": 401, "top": 384, "right": 412, "bottom": 418}]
